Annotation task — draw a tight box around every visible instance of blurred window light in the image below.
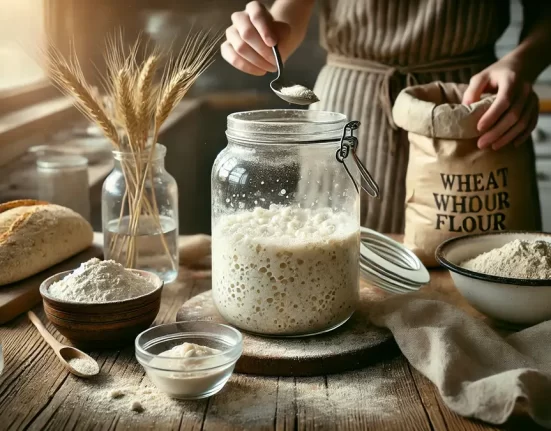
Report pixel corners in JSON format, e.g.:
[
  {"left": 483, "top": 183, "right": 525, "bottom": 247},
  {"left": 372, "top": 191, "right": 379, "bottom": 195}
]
[{"left": 0, "top": 0, "right": 45, "bottom": 91}]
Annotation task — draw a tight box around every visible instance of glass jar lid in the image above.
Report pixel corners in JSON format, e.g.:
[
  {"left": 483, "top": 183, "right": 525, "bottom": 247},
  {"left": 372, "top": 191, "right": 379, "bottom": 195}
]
[
  {"left": 37, "top": 154, "right": 88, "bottom": 169},
  {"left": 226, "top": 109, "right": 347, "bottom": 144}
]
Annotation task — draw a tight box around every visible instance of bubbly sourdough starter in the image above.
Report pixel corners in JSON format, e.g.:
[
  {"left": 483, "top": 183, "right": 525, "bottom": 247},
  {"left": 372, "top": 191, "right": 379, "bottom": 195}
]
[{"left": 212, "top": 206, "right": 360, "bottom": 335}]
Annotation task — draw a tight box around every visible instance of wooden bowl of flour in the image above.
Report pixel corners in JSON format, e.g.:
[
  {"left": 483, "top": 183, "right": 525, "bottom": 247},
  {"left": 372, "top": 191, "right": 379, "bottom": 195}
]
[
  {"left": 436, "top": 231, "right": 551, "bottom": 326},
  {"left": 40, "top": 269, "right": 163, "bottom": 348}
]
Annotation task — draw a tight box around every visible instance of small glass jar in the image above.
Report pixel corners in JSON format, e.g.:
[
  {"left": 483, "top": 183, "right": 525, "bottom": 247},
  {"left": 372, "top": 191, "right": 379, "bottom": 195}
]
[
  {"left": 211, "top": 110, "right": 368, "bottom": 337},
  {"left": 37, "top": 154, "right": 90, "bottom": 221},
  {"left": 102, "top": 144, "right": 179, "bottom": 283}
]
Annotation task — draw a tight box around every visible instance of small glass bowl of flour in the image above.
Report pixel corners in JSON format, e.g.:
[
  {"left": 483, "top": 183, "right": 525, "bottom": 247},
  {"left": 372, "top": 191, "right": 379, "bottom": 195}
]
[{"left": 135, "top": 321, "right": 243, "bottom": 400}]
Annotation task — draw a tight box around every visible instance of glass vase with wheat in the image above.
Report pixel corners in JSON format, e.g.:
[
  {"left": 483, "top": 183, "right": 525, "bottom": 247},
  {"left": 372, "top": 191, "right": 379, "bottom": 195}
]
[
  {"left": 44, "top": 31, "right": 221, "bottom": 282},
  {"left": 102, "top": 143, "right": 178, "bottom": 282}
]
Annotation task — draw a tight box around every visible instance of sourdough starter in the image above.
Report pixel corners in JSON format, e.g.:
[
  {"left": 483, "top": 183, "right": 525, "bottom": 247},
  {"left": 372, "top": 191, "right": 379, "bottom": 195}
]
[
  {"left": 146, "top": 342, "right": 230, "bottom": 399},
  {"left": 212, "top": 205, "right": 360, "bottom": 335}
]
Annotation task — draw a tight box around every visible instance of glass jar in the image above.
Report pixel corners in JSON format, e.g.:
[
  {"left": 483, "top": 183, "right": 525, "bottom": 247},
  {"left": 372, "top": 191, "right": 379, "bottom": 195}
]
[
  {"left": 37, "top": 154, "right": 91, "bottom": 221},
  {"left": 102, "top": 144, "right": 179, "bottom": 283},
  {"left": 212, "top": 110, "right": 372, "bottom": 337}
]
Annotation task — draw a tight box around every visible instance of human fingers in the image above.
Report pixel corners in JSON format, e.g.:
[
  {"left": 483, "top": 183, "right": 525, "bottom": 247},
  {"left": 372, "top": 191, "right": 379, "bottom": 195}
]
[
  {"left": 220, "top": 40, "right": 267, "bottom": 76},
  {"left": 226, "top": 26, "right": 277, "bottom": 72},
  {"left": 231, "top": 9, "right": 275, "bottom": 65},
  {"left": 245, "top": 1, "right": 277, "bottom": 46},
  {"left": 477, "top": 72, "right": 525, "bottom": 133},
  {"left": 478, "top": 82, "right": 531, "bottom": 148},
  {"left": 490, "top": 93, "right": 538, "bottom": 150},
  {"left": 462, "top": 72, "right": 490, "bottom": 105}
]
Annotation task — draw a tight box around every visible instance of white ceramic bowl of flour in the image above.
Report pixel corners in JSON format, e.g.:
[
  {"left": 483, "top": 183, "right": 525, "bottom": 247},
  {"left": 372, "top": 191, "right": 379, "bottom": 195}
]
[
  {"left": 135, "top": 321, "right": 243, "bottom": 400},
  {"left": 436, "top": 232, "right": 551, "bottom": 326}
]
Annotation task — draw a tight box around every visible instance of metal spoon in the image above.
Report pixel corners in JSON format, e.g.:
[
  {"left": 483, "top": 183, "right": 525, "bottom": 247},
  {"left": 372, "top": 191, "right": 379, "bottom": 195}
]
[
  {"left": 27, "top": 311, "right": 99, "bottom": 378},
  {"left": 270, "top": 45, "right": 319, "bottom": 106}
]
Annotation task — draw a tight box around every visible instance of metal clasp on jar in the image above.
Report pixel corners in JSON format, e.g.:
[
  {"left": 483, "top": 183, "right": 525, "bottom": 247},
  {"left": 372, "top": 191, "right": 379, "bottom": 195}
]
[{"left": 335, "top": 121, "right": 380, "bottom": 198}]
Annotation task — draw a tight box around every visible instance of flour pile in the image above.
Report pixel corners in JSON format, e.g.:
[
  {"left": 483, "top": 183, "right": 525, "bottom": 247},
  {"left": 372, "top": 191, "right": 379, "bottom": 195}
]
[
  {"left": 461, "top": 239, "right": 551, "bottom": 279},
  {"left": 48, "top": 258, "right": 156, "bottom": 302},
  {"left": 68, "top": 357, "right": 100, "bottom": 375},
  {"left": 279, "top": 84, "right": 319, "bottom": 102},
  {"left": 158, "top": 342, "right": 221, "bottom": 360}
]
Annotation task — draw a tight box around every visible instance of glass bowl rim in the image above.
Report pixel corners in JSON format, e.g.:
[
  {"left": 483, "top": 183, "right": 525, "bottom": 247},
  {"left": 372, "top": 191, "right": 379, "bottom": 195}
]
[{"left": 135, "top": 321, "right": 243, "bottom": 370}]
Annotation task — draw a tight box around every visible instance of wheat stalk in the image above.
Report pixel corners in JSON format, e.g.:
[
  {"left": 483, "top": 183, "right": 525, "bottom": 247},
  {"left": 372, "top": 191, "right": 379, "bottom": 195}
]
[
  {"left": 153, "top": 29, "right": 222, "bottom": 136},
  {"left": 133, "top": 28, "right": 222, "bottom": 220},
  {"left": 127, "top": 31, "right": 221, "bottom": 268},
  {"left": 46, "top": 45, "right": 120, "bottom": 146}
]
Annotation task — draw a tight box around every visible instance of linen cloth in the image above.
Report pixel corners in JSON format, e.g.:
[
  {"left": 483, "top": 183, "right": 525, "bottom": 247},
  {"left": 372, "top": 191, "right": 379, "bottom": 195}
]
[{"left": 370, "top": 294, "right": 551, "bottom": 428}]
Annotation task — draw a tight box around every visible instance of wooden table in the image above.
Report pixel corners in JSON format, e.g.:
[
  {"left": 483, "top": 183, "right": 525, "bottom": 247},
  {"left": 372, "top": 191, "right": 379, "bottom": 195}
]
[{"left": 0, "top": 267, "right": 544, "bottom": 430}]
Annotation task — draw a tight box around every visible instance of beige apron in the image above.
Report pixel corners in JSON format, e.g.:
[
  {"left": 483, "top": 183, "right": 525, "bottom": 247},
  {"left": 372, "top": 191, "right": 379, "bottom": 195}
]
[{"left": 307, "top": 0, "right": 518, "bottom": 233}]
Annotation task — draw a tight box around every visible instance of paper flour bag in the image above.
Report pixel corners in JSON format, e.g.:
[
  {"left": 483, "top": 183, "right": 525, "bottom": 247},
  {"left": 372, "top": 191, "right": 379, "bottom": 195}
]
[{"left": 392, "top": 82, "right": 541, "bottom": 267}]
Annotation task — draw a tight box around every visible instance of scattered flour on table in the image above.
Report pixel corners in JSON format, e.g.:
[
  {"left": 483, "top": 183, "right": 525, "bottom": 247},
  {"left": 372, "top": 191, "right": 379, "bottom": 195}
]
[
  {"left": 109, "top": 389, "right": 125, "bottom": 399},
  {"left": 65, "top": 370, "right": 396, "bottom": 422},
  {"left": 130, "top": 400, "right": 144, "bottom": 413},
  {"left": 68, "top": 357, "right": 99, "bottom": 375},
  {"left": 48, "top": 258, "right": 155, "bottom": 302},
  {"left": 461, "top": 239, "right": 551, "bottom": 279},
  {"left": 214, "top": 373, "right": 397, "bottom": 427},
  {"left": 74, "top": 378, "right": 183, "bottom": 415}
]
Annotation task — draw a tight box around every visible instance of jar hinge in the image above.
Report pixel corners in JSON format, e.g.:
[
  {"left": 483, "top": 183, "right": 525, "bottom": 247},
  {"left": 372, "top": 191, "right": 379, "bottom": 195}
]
[{"left": 335, "top": 121, "right": 380, "bottom": 198}]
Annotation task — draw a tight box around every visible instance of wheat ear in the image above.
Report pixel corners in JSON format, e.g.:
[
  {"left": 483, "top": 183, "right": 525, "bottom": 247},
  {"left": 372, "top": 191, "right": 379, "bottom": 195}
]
[
  {"left": 114, "top": 68, "right": 140, "bottom": 148},
  {"left": 46, "top": 45, "right": 120, "bottom": 146},
  {"left": 136, "top": 54, "right": 160, "bottom": 147}
]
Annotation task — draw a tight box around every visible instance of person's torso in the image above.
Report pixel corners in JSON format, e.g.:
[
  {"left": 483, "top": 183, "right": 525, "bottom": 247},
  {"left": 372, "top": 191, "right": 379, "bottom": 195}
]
[{"left": 319, "top": 0, "right": 511, "bottom": 65}]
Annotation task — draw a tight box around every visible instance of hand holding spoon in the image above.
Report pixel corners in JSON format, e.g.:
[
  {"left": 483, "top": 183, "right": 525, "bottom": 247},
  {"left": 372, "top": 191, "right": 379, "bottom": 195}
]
[
  {"left": 270, "top": 45, "right": 319, "bottom": 106},
  {"left": 27, "top": 311, "right": 99, "bottom": 378}
]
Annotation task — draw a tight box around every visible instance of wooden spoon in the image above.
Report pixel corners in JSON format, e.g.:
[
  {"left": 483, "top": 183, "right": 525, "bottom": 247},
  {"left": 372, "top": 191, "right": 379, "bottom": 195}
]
[{"left": 27, "top": 311, "right": 99, "bottom": 378}]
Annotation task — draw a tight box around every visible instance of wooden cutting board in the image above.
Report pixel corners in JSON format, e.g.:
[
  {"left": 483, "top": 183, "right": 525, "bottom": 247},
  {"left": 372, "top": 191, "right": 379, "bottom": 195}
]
[
  {"left": 0, "top": 234, "right": 103, "bottom": 324},
  {"left": 176, "top": 287, "right": 396, "bottom": 377}
]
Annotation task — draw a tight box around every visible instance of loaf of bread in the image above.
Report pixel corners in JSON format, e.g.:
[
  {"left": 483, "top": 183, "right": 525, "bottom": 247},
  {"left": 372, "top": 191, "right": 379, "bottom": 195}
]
[{"left": 0, "top": 200, "right": 93, "bottom": 286}]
